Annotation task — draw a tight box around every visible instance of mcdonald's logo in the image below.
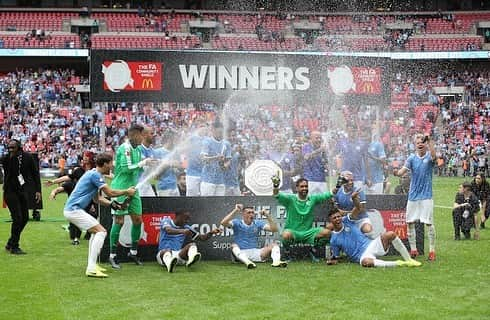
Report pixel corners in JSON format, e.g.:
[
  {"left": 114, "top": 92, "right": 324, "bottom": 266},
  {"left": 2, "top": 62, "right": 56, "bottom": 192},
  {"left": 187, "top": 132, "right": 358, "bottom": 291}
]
[
  {"left": 142, "top": 78, "right": 154, "bottom": 89},
  {"left": 362, "top": 81, "right": 374, "bottom": 93}
]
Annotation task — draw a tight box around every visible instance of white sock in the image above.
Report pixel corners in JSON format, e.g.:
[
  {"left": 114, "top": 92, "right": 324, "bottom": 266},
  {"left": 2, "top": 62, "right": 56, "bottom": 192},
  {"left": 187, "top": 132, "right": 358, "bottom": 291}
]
[
  {"left": 130, "top": 249, "right": 137, "bottom": 255},
  {"left": 109, "top": 253, "right": 116, "bottom": 258},
  {"left": 408, "top": 223, "right": 417, "bottom": 251},
  {"left": 188, "top": 245, "right": 198, "bottom": 258},
  {"left": 87, "top": 233, "right": 94, "bottom": 267},
  {"left": 232, "top": 246, "right": 252, "bottom": 265},
  {"left": 374, "top": 259, "right": 398, "bottom": 268},
  {"left": 428, "top": 224, "right": 436, "bottom": 252},
  {"left": 162, "top": 251, "right": 172, "bottom": 266},
  {"left": 87, "top": 231, "right": 106, "bottom": 273},
  {"left": 391, "top": 236, "right": 411, "bottom": 261},
  {"left": 271, "top": 244, "right": 281, "bottom": 264}
]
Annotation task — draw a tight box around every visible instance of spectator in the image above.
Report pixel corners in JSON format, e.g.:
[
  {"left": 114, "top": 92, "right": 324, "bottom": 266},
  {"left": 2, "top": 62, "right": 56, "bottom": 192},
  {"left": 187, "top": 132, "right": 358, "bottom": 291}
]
[{"left": 452, "top": 182, "right": 480, "bottom": 240}]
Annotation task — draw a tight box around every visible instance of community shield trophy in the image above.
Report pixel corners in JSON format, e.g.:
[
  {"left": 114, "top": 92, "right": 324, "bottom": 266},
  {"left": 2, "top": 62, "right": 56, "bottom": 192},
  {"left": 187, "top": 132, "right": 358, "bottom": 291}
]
[{"left": 244, "top": 160, "right": 283, "bottom": 196}]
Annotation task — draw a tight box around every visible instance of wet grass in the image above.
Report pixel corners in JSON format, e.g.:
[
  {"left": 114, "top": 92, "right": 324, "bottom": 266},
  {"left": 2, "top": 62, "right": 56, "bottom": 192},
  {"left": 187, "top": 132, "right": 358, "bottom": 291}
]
[{"left": 1, "top": 176, "right": 488, "bottom": 320}]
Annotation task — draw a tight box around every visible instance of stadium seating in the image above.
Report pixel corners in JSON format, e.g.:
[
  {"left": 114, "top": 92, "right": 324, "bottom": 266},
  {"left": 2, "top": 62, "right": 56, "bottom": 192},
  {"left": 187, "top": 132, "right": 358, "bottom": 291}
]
[{"left": 0, "top": 10, "right": 488, "bottom": 51}]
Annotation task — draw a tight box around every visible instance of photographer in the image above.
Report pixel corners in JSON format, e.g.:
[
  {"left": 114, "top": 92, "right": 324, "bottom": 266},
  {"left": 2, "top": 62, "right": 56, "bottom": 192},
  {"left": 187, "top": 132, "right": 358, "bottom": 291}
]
[{"left": 453, "top": 182, "right": 480, "bottom": 240}]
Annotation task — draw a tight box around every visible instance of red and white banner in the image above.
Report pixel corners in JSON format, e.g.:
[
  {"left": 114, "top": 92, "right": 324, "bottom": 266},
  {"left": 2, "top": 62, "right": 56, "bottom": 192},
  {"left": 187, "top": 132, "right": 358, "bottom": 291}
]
[
  {"left": 328, "top": 66, "right": 382, "bottom": 95},
  {"left": 379, "top": 210, "right": 407, "bottom": 240},
  {"left": 102, "top": 60, "right": 162, "bottom": 92},
  {"left": 140, "top": 212, "right": 175, "bottom": 245}
]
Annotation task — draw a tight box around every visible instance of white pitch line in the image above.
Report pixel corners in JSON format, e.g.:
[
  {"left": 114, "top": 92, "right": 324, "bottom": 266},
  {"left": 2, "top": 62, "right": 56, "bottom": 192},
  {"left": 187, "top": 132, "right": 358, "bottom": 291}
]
[{"left": 434, "top": 205, "right": 453, "bottom": 209}]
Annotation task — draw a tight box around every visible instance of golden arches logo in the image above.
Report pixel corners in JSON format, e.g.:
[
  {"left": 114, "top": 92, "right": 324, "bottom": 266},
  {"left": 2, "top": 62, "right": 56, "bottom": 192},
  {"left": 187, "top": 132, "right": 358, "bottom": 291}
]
[
  {"left": 142, "top": 78, "right": 154, "bottom": 89},
  {"left": 361, "top": 81, "right": 374, "bottom": 93}
]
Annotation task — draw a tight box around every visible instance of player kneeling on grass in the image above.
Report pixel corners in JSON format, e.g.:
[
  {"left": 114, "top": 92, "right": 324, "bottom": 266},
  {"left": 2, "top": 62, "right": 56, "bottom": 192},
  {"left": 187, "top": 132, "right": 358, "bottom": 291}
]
[
  {"left": 63, "top": 153, "right": 136, "bottom": 278},
  {"left": 326, "top": 191, "right": 421, "bottom": 268},
  {"left": 156, "top": 210, "right": 220, "bottom": 273},
  {"left": 220, "top": 204, "right": 287, "bottom": 269}
]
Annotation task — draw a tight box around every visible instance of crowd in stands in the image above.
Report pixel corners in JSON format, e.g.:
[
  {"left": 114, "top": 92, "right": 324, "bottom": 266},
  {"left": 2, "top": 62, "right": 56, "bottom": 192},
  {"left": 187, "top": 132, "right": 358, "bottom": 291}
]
[{"left": 2, "top": 63, "right": 490, "bottom": 195}]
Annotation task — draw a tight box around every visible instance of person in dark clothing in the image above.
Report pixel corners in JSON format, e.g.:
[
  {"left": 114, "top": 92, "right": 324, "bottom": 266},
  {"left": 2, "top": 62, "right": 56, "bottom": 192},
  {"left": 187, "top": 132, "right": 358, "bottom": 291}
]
[
  {"left": 2, "top": 139, "right": 41, "bottom": 254},
  {"left": 453, "top": 182, "right": 480, "bottom": 240},
  {"left": 470, "top": 173, "right": 490, "bottom": 229}
]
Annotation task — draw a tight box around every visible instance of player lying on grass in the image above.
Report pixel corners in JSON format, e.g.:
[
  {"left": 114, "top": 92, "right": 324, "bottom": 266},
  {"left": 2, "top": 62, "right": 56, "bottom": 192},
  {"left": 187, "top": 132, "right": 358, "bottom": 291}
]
[
  {"left": 156, "top": 210, "right": 220, "bottom": 273},
  {"left": 220, "top": 204, "right": 287, "bottom": 269},
  {"left": 327, "top": 190, "right": 421, "bottom": 268}
]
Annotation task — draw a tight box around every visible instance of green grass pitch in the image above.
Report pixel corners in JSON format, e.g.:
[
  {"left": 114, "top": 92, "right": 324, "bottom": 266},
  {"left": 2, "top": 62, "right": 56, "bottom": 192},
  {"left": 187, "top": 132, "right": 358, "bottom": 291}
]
[{"left": 0, "top": 176, "right": 488, "bottom": 320}]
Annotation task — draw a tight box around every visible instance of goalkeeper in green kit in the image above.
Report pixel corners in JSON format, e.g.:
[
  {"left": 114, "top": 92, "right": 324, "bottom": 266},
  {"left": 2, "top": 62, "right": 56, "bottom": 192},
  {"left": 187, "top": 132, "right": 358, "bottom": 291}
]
[
  {"left": 272, "top": 175, "right": 332, "bottom": 261},
  {"left": 109, "top": 124, "right": 152, "bottom": 269}
]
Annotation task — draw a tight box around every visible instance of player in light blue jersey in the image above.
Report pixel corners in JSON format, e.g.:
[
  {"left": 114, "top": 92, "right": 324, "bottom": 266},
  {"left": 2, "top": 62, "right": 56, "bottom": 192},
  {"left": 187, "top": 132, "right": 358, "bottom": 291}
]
[
  {"left": 366, "top": 133, "right": 387, "bottom": 194},
  {"left": 137, "top": 126, "right": 157, "bottom": 196},
  {"left": 327, "top": 191, "right": 420, "bottom": 268},
  {"left": 156, "top": 210, "right": 220, "bottom": 273},
  {"left": 337, "top": 128, "right": 370, "bottom": 192},
  {"left": 224, "top": 145, "right": 242, "bottom": 196},
  {"left": 394, "top": 134, "right": 436, "bottom": 261},
  {"left": 154, "top": 131, "right": 181, "bottom": 196},
  {"left": 185, "top": 124, "right": 207, "bottom": 196},
  {"left": 200, "top": 122, "right": 230, "bottom": 196},
  {"left": 63, "top": 153, "right": 136, "bottom": 278},
  {"left": 220, "top": 204, "right": 287, "bottom": 269},
  {"left": 333, "top": 171, "right": 373, "bottom": 236},
  {"left": 302, "top": 131, "right": 328, "bottom": 193}
]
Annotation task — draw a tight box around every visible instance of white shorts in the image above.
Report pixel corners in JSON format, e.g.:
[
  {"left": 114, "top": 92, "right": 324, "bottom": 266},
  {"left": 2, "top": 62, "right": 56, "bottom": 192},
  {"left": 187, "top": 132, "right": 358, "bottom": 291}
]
[
  {"left": 157, "top": 188, "right": 180, "bottom": 197},
  {"left": 137, "top": 182, "right": 156, "bottom": 197},
  {"left": 200, "top": 182, "right": 225, "bottom": 196},
  {"left": 225, "top": 186, "right": 241, "bottom": 196},
  {"left": 347, "top": 214, "right": 372, "bottom": 229},
  {"left": 240, "top": 248, "right": 264, "bottom": 262},
  {"left": 156, "top": 249, "right": 186, "bottom": 266},
  {"left": 406, "top": 199, "right": 434, "bottom": 224},
  {"left": 365, "top": 182, "right": 384, "bottom": 194},
  {"left": 308, "top": 181, "right": 328, "bottom": 194},
  {"left": 359, "top": 236, "right": 388, "bottom": 265},
  {"left": 64, "top": 209, "right": 99, "bottom": 232},
  {"left": 354, "top": 180, "right": 367, "bottom": 192},
  {"left": 186, "top": 175, "right": 201, "bottom": 196}
]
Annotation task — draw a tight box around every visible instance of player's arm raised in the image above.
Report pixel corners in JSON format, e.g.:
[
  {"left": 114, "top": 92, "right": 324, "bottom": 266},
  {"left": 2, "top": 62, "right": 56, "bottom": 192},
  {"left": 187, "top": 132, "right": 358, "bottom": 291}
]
[
  {"left": 262, "top": 209, "right": 278, "bottom": 233},
  {"left": 220, "top": 204, "right": 242, "bottom": 228},
  {"left": 349, "top": 190, "right": 363, "bottom": 220}
]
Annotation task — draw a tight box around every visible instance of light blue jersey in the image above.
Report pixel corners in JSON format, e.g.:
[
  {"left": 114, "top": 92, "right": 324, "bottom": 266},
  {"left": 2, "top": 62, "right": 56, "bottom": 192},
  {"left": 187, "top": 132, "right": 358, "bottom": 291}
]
[
  {"left": 138, "top": 144, "right": 156, "bottom": 180},
  {"left": 338, "top": 138, "right": 369, "bottom": 183},
  {"left": 302, "top": 143, "right": 326, "bottom": 182},
  {"left": 139, "top": 144, "right": 155, "bottom": 159},
  {"left": 330, "top": 216, "right": 371, "bottom": 263},
  {"left": 334, "top": 186, "right": 367, "bottom": 211},
  {"left": 224, "top": 151, "right": 240, "bottom": 188},
  {"left": 64, "top": 169, "right": 105, "bottom": 211},
  {"left": 158, "top": 216, "right": 191, "bottom": 251},
  {"left": 404, "top": 151, "right": 433, "bottom": 201},
  {"left": 186, "top": 135, "right": 204, "bottom": 177},
  {"left": 231, "top": 218, "right": 267, "bottom": 250},
  {"left": 154, "top": 147, "right": 177, "bottom": 191},
  {"left": 368, "top": 141, "right": 386, "bottom": 184},
  {"left": 201, "top": 137, "right": 230, "bottom": 184},
  {"left": 334, "top": 187, "right": 369, "bottom": 220}
]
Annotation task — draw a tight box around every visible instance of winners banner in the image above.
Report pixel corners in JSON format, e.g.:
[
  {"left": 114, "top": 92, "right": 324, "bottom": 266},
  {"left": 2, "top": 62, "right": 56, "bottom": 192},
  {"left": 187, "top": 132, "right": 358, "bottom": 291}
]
[
  {"left": 90, "top": 50, "right": 389, "bottom": 105},
  {"left": 99, "top": 195, "right": 423, "bottom": 262}
]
